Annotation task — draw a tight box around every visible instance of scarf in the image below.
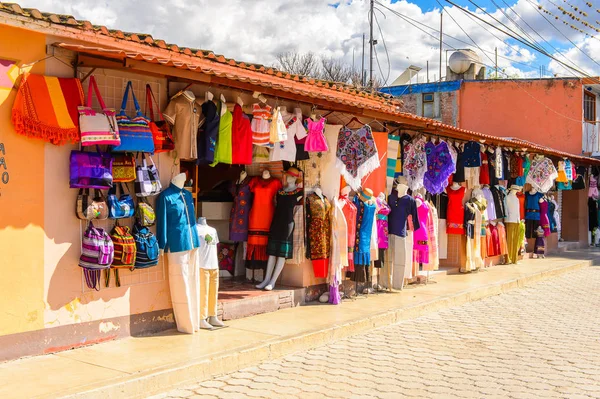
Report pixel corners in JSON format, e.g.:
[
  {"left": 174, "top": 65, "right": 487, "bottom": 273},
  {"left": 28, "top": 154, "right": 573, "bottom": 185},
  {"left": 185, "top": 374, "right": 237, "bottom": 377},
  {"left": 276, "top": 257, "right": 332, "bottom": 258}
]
[
  {"left": 11, "top": 73, "right": 84, "bottom": 145},
  {"left": 335, "top": 125, "right": 380, "bottom": 190}
]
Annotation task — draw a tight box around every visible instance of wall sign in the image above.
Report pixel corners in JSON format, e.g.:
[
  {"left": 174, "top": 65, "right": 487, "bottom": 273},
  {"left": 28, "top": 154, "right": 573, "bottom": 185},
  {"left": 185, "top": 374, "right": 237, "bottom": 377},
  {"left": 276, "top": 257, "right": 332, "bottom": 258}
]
[{"left": 0, "top": 142, "right": 8, "bottom": 187}]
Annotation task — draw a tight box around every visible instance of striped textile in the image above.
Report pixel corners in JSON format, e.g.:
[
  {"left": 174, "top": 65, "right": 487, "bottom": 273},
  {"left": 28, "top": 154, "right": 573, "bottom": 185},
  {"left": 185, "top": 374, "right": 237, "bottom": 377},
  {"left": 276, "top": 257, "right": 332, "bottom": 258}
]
[
  {"left": 11, "top": 73, "right": 84, "bottom": 145},
  {"left": 111, "top": 225, "right": 137, "bottom": 269}
]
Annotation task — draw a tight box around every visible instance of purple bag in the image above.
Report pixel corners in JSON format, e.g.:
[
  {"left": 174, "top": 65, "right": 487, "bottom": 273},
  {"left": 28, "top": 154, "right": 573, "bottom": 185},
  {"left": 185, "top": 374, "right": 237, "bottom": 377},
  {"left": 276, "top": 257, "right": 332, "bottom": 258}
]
[{"left": 70, "top": 146, "right": 113, "bottom": 189}]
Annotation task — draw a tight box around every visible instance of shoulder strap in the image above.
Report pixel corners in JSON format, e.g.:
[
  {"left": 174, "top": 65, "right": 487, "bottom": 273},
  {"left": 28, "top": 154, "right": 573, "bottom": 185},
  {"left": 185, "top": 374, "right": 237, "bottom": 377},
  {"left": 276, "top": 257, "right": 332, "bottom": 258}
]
[
  {"left": 146, "top": 84, "right": 163, "bottom": 121},
  {"left": 87, "top": 76, "right": 107, "bottom": 110},
  {"left": 120, "top": 81, "right": 142, "bottom": 115}
]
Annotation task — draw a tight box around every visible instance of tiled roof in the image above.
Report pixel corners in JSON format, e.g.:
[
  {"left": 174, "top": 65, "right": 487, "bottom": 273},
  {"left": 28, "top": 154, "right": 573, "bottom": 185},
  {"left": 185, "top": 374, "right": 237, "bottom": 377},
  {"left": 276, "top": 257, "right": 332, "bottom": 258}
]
[
  {"left": 0, "top": 2, "right": 400, "bottom": 109},
  {"left": 2, "top": 1, "right": 599, "bottom": 165}
]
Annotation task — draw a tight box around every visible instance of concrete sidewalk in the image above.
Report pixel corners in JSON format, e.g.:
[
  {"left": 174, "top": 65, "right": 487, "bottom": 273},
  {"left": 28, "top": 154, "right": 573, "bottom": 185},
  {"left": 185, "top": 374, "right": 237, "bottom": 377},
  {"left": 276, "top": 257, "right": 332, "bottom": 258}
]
[{"left": 2, "top": 248, "right": 599, "bottom": 399}]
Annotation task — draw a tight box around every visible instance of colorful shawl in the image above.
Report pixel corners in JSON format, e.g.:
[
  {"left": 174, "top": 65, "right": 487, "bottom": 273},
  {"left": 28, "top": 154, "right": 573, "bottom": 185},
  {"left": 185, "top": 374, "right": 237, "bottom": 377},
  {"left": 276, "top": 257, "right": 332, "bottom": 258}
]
[
  {"left": 12, "top": 73, "right": 84, "bottom": 145},
  {"left": 423, "top": 141, "right": 455, "bottom": 194},
  {"left": 335, "top": 125, "right": 380, "bottom": 190},
  {"left": 403, "top": 136, "right": 427, "bottom": 191},
  {"left": 526, "top": 156, "right": 558, "bottom": 193}
]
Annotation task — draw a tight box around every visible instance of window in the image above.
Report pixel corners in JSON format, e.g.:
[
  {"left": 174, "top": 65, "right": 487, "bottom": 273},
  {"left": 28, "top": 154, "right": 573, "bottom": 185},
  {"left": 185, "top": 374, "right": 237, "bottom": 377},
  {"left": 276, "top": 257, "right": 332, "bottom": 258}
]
[
  {"left": 423, "top": 92, "right": 434, "bottom": 118},
  {"left": 584, "top": 90, "right": 596, "bottom": 122}
]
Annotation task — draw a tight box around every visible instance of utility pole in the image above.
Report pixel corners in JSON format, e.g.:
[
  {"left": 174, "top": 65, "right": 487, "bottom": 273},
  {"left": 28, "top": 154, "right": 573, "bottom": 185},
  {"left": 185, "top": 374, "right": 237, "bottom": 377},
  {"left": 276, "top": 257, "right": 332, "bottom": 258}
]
[
  {"left": 495, "top": 47, "right": 498, "bottom": 79},
  {"left": 427, "top": 61, "right": 430, "bottom": 83},
  {"left": 369, "top": 0, "right": 374, "bottom": 88},
  {"left": 439, "top": 11, "right": 443, "bottom": 82},
  {"left": 361, "top": 34, "right": 365, "bottom": 87}
]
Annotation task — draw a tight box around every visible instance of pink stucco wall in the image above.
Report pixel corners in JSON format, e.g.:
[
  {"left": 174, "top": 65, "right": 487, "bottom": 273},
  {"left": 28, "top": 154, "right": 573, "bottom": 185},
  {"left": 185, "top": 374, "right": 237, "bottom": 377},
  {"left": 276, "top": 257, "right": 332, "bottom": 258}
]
[{"left": 459, "top": 79, "right": 583, "bottom": 155}]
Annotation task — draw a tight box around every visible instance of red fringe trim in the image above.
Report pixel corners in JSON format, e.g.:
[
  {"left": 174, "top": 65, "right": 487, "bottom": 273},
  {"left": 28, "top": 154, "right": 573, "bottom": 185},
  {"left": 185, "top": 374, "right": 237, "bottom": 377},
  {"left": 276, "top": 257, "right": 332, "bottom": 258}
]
[
  {"left": 246, "top": 244, "right": 268, "bottom": 261},
  {"left": 11, "top": 110, "right": 80, "bottom": 146}
]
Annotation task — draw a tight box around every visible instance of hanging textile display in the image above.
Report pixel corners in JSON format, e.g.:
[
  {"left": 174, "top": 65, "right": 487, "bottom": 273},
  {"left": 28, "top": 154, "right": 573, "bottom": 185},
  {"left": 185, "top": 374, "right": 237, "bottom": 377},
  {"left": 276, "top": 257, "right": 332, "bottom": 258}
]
[
  {"left": 229, "top": 177, "right": 253, "bottom": 242},
  {"left": 335, "top": 125, "right": 380, "bottom": 190},
  {"left": 526, "top": 156, "right": 558, "bottom": 192},
  {"left": 403, "top": 136, "right": 427, "bottom": 191},
  {"left": 374, "top": 196, "right": 391, "bottom": 268},
  {"left": 446, "top": 186, "right": 466, "bottom": 234},
  {"left": 231, "top": 104, "right": 253, "bottom": 165},
  {"left": 351, "top": 190, "right": 377, "bottom": 283},
  {"left": 426, "top": 201, "right": 439, "bottom": 271},
  {"left": 11, "top": 73, "right": 84, "bottom": 145},
  {"left": 211, "top": 101, "right": 233, "bottom": 166},
  {"left": 329, "top": 197, "right": 348, "bottom": 305},
  {"left": 164, "top": 90, "right": 202, "bottom": 159},
  {"left": 423, "top": 140, "right": 455, "bottom": 194},
  {"left": 304, "top": 117, "right": 328, "bottom": 152},
  {"left": 251, "top": 103, "right": 273, "bottom": 146},
  {"left": 306, "top": 192, "right": 332, "bottom": 278}
]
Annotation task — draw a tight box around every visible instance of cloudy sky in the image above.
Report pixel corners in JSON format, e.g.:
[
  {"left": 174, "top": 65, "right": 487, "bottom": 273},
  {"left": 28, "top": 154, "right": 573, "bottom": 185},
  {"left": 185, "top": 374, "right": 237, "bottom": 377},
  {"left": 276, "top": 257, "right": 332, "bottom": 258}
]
[{"left": 15, "top": 0, "right": 600, "bottom": 84}]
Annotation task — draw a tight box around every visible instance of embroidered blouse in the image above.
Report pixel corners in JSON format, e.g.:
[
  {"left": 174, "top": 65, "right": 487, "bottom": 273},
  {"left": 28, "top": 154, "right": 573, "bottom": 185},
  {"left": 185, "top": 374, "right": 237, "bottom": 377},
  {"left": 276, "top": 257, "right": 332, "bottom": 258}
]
[
  {"left": 423, "top": 141, "right": 455, "bottom": 194},
  {"left": 353, "top": 196, "right": 377, "bottom": 265},
  {"left": 375, "top": 197, "right": 391, "bottom": 249},
  {"left": 339, "top": 194, "right": 357, "bottom": 261},
  {"left": 306, "top": 193, "right": 332, "bottom": 260},
  {"left": 229, "top": 178, "right": 253, "bottom": 242},
  {"left": 526, "top": 156, "right": 558, "bottom": 193},
  {"left": 388, "top": 190, "right": 420, "bottom": 237},
  {"left": 463, "top": 141, "right": 482, "bottom": 167}
]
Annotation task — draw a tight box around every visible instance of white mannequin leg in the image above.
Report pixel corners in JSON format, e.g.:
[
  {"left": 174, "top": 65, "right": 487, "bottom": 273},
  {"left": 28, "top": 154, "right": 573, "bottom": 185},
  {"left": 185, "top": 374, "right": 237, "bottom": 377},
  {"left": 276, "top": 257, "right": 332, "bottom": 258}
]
[
  {"left": 256, "top": 255, "right": 277, "bottom": 289},
  {"left": 264, "top": 257, "right": 286, "bottom": 291}
]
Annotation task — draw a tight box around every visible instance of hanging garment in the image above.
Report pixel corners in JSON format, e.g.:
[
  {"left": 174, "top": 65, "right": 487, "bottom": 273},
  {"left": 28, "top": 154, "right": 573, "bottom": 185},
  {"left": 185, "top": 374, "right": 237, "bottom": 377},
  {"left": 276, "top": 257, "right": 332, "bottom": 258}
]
[
  {"left": 306, "top": 193, "right": 333, "bottom": 278},
  {"left": 267, "top": 188, "right": 303, "bottom": 259},
  {"left": 502, "top": 151, "right": 511, "bottom": 180},
  {"left": 487, "top": 148, "right": 499, "bottom": 186},
  {"left": 290, "top": 205, "right": 306, "bottom": 264},
  {"left": 552, "top": 198, "right": 561, "bottom": 233},
  {"left": 329, "top": 197, "right": 349, "bottom": 305},
  {"left": 156, "top": 183, "right": 201, "bottom": 253},
  {"left": 491, "top": 185, "right": 507, "bottom": 219},
  {"left": 336, "top": 125, "right": 380, "bottom": 190},
  {"left": 534, "top": 228, "right": 546, "bottom": 255},
  {"left": 388, "top": 191, "right": 420, "bottom": 237},
  {"left": 509, "top": 153, "right": 521, "bottom": 180},
  {"left": 431, "top": 193, "right": 448, "bottom": 259},
  {"left": 402, "top": 136, "right": 427, "bottom": 191},
  {"left": 516, "top": 191, "right": 526, "bottom": 220},
  {"left": 464, "top": 167, "right": 480, "bottom": 189},
  {"left": 463, "top": 141, "right": 482, "bottom": 167},
  {"left": 376, "top": 197, "right": 391, "bottom": 250},
  {"left": 556, "top": 161, "right": 568, "bottom": 183},
  {"left": 196, "top": 99, "right": 220, "bottom": 165},
  {"left": 340, "top": 194, "right": 358, "bottom": 270},
  {"left": 505, "top": 222, "right": 520, "bottom": 264},
  {"left": 269, "top": 108, "right": 288, "bottom": 145},
  {"left": 497, "top": 222, "right": 508, "bottom": 255},
  {"left": 247, "top": 177, "right": 283, "bottom": 262},
  {"left": 269, "top": 111, "right": 308, "bottom": 162},
  {"left": 423, "top": 141, "right": 455, "bottom": 194},
  {"left": 515, "top": 155, "right": 527, "bottom": 187},
  {"left": 547, "top": 199, "right": 557, "bottom": 233},
  {"left": 211, "top": 104, "right": 233, "bottom": 166},
  {"left": 251, "top": 103, "right": 273, "bottom": 146},
  {"left": 11, "top": 73, "right": 84, "bottom": 145},
  {"left": 167, "top": 249, "right": 200, "bottom": 334},
  {"left": 480, "top": 152, "right": 490, "bottom": 185},
  {"left": 163, "top": 91, "right": 203, "bottom": 159},
  {"left": 353, "top": 196, "right": 377, "bottom": 266},
  {"left": 494, "top": 147, "right": 503, "bottom": 179},
  {"left": 482, "top": 187, "right": 497, "bottom": 221},
  {"left": 464, "top": 202, "right": 484, "bottom": 272},
  {"left": 304, "top": 117, "right": 328, "bottom": 152},
  {"left": 229, "top": 177, "right": 253, "bottom": 242},
  {"left": 394, "top": 133, "right": 413, "bottom": 177},
  {"left": 453, "top": 145, "right": 466, "bottom": 183},
  {"left": 526, "top": 156, "right": 558, "bottom": 193},
  {"left": 426, "top": 204, "right": 440, "bottom": 271},
  {"left": 487, "top": 223, "right": 500, "bottom": 257},
  {"left": 412, "top": 199, "right": 431, "bottom": 265},
  {"left": 538, "top": 200, "right": 551, "bottom": 236},
  {"left": 589, "top": 175, "right": 599, "bottom": 199},
  {"left": 588, "top": 197, "right": 598, "bottom": 232},
  {"left": 231, "top": 104, "right": 253, "bottom": 165},
  {"left": 446, "top": 186, "right": 466, "bottom": 234},
  {"left": 505, "top": 192, "right": 521, "bottom": 223}
]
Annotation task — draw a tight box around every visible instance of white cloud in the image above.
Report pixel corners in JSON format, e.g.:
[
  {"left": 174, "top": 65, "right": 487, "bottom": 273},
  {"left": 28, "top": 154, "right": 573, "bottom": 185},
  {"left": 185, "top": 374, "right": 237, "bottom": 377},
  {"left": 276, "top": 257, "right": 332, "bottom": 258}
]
[{"left": 12, "top": 0, "right": 600, "bottom": 83}]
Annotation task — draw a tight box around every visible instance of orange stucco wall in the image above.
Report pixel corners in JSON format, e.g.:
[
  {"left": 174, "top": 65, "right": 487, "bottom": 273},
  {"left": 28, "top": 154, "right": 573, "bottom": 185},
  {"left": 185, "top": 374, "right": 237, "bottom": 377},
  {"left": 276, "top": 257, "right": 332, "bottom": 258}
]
[{"left": 459, "top": 79, "right": 583, "bottom": 155}]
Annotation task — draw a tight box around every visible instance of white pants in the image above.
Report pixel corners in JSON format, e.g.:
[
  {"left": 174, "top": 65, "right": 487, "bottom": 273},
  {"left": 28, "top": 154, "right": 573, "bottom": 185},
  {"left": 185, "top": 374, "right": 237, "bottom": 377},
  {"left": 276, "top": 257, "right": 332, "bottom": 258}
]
[
  {"left": 388, "top": 232, "right": 413, "bottom": 289},
  {"left": 438, "top": 219, "right": 448, "bottom": 259},
  {"left": 464, "top": 167, "right": 480, "bottom": 189},
  {"left": 167, "top": 249, "right": 200, "bottom": 334}
]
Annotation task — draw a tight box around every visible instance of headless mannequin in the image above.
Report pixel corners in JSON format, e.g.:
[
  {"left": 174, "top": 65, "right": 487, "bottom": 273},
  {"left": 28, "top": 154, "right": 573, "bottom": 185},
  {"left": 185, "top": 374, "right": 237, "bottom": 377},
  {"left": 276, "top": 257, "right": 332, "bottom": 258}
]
[
  {"left": 262, "top": 169, "right": 271, "bottom": 180},
  {"left": 160, "top": 173, "right": 187, "bottom": 257},
  {"left": 314, "top": 186, "right": 324, "bottom": 199},
  {"left": 196, "top": 217, "right": 225, "bottom": 329},
  {"left": 257, "top": 175, "right": 302, "bottom": 291},
  {"left": 396, "top": 183, "right": 409, "bottom": 197},
  {"left": 238, "top": 170, "right": 248, "bottom": 184},
  {"left": 450, "top": 182, "right": 461, "bottom": 190},
  {"left": 205, "top": 91, "right": 214, "bottom": 102}
]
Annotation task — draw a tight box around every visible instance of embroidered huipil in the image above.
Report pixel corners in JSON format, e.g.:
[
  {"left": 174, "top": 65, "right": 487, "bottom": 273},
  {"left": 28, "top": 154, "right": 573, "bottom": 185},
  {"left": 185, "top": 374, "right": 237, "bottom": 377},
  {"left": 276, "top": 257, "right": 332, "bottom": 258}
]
[
  {"left": 526, "top": 156, "right": 558, "bottom": 192},
  {"left": 229, "top": 178, "right": 253, "bottom": 242},
  {"left": 375, "top": 197, "right": 391, "bottom": 249},
  {"left": 353, "top": 196, "right": 377, "bottom": 266},
  {"left": 251, "top": 103, "right": 273, "bottom": 146},
  {"left": 413, "top": 199, "right": 431, "bottom": 264},
  {"left": 306, "top": 193, "right": 332, "bottom": 260},
  {"left": 339, "top": 194, "right": 357, "bottom": 268},
  {"left": 156, "top": 183, "right": 201, "bottom": 253},
  {"left": 403, "top": 136, "right": 427, "bottom": 191},
  {"left": 423, "top": 141, "right": 455, "bottom": 194},
  {"left": 269, "top": 108, "right": 288, "bottom": 145},
  {"left": 336, "top": 125, "right": 379, "bottom": 190}
]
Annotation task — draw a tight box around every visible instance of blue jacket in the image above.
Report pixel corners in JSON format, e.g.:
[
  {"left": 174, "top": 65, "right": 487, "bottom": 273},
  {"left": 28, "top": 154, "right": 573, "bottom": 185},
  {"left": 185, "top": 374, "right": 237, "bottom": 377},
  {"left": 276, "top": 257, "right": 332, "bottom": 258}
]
[{"left": 156, "top": 183, "right": 200, "bottom": 253}]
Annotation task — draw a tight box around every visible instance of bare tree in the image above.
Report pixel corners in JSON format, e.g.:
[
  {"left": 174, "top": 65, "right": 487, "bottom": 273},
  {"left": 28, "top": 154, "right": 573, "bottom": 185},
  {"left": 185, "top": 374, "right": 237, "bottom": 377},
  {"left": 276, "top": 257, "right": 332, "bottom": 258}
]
[
  {"left": 320, "top": 57, "right": 354, "bottom": 83},
  {"left": 274, "top": 51, "right": 321, "bottom": 77}
]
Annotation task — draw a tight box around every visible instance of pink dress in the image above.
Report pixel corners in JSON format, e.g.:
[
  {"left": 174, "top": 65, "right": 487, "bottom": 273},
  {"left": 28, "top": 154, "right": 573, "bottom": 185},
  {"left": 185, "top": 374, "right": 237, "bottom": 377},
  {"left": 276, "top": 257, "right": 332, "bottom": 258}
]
[
  {"left": 413, "top": 200, "right": 431, "bottom": 264},
  {"left": 304, "top": 117, "right": 328, "bottom": 152},
  {"left": 376, "top": 198, "right": 391, "bottom": 249}
]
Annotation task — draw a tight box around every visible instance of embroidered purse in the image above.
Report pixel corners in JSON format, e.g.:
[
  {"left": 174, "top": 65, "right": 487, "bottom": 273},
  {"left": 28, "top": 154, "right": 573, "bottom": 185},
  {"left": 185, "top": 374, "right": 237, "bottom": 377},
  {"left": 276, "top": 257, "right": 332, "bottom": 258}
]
[
  {"left": 79, "top": 76, "right": 120, "bottom": 146},
  {"left": 136, "top": 198, "right": 156, "bottom": 227},
  {"left": 112, "top": 153, "right": 137, "bottom": 182},
  {"left": 146, "top": 84, "right": 175, "bottom": 153},
  {"left": 112, "top": 81, "right": 155, "bottom": 153},
  {"left": 135, "top": 154, "right": 162, "bottom": 197},
  {"left": 108, "top": 183, "right": 135, "bottom": 219},
  {"left": 76, "top": 188, "right": 109, "bottom": 220},
  {"left": 69, "top": 145, "right": 113, "bottom": 189}
]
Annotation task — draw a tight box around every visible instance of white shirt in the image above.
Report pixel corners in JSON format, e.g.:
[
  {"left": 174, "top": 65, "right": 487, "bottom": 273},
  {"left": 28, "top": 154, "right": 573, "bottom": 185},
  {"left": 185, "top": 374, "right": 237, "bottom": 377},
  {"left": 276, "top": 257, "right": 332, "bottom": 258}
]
[
  {"left": 269, "top": 111, "right": 307, "bottom": 162},
  {"left": 195, "top": 224, "right": 219, "bottom": 270},
  {"left": 505, "top": 192, "right": 520, "bottom": 223}
]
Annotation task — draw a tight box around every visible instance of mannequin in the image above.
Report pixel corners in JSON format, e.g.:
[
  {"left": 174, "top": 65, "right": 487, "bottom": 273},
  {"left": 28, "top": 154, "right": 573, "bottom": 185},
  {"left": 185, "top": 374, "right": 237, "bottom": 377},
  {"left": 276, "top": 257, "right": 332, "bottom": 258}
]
[
  {"left": 205, "top": 91, "right": 214, "bottom": 102},
  {"left": 238, "top": 170, "right": 248, "bottom": 184},
  {"left": 257, "top": 167, "right": 303, "bottom": 290},
  {"left": 314, "top": 186, "right": 324, "bottom": 199},
  {"left": 339, "top": 186, "right": 357, "bottom": 274},
  {"left": 262, "top": 169, "right": 271, "bottom": 180},
  {"left": 195, "top": 217, "right": 225, "bottom": 329},
  {"left": 450, "top": 182, "right": 461, "bottom": 190},
  {"left": 352, "top": 188, "right": 378, "bottom": 288},
  {"left": 156, "top": 173, "right": 201, "bottom": 334}
]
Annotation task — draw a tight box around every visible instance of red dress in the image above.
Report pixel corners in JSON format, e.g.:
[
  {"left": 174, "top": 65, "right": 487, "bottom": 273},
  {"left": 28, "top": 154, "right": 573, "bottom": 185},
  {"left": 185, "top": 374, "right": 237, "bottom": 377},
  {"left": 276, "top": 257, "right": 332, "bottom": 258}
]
[
  {"left": 446, "top": 186, "right": 466, "bottom": 234},
  {"left": 516, "top": 192, "right": 525, "bottom": 221},
  {"left": 247, "top": 177, "right": 283, "bottom": 261},
  {"left": 479, "top": 152, "right": 490, "bottom": 185},
  {"left": 231, "top": 104, "right": 252, "bottom": 165}
]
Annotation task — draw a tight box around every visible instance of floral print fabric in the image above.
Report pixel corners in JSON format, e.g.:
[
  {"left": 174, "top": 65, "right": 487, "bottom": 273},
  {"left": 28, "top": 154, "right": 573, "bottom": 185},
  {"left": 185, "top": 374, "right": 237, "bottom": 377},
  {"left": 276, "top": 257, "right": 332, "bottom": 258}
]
[
  {"left": 375, "top": 197, "right": 391, "bottom": 249},
  {"left": 403, "top": 136, "right": 427, "bottom": 191},
  {"left": 335, "top": 125, "right": 380, "bottom": 190},
  {"left": 423, "top": 141, "right": 455, "bottom": 194},
  {"left": 306, "top": 193, "right": 332, "bottom": 260},
  {"left": 526, "top": 156, "right": 558, "bottom": 193},
  {"left": 229, "top": 178, "right": 253, "bottom": 242}
]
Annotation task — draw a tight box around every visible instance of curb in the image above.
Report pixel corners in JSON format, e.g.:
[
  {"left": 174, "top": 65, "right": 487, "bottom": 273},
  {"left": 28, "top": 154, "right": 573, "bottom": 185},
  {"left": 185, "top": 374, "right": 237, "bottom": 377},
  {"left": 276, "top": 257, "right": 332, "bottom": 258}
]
[{"left": 62, "top": 258, "right": 593, "bottom": 399}]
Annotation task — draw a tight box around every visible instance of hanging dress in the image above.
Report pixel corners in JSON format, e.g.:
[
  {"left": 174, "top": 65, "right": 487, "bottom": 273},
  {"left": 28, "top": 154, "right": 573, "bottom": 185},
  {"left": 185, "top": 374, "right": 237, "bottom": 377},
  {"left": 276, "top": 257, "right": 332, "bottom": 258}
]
[
  {"left": 267, "top": 188, "right": 303, "bottom": 259},
  {"left": 403, "top": 136, "right": 427, "bottom": 191},
  {"left": 197, "top": 100, "right": 220, "bottom": 165},
  {"left": 329, "top": 197, "right": 348, "bottom": 305},
  {"left": 304, "top": 117, "right": 328, "bottom": 152},
  {"left": 374, "top": 197, "right": 391, "bottom": 268},
  {"left": 340, "top": 194, "right": 357, "bottom": 271},
  {"left": 306, "top": 193, "right": 332, "bottom": 278},
  {"left": 413, "top": 199, "right": 431, "bottom": 265},
  {"left": 246, "top": 177, "right": 283, "bottom": 265},
  {"left": 251, "top": 103, "right": 273, "bottom": 146},
  {"left": 423, "top": 141, "right": 455, "bottom": 194},
  {"left": 351, "top": 196, "right": 377, "bottom": 282},
  {"left": 229, "top": 177, "right": 253, "bottom": 242},
  {"left": 479, "top": 152, "right": 490, "bottom": 185},
  {"left": 211, "top": 103, "right": 233, "bottom": 165},
  {"left": 231, "top": 103, "right": 253, "bottom": 165},
  {"left": 464, "top": 201, "right": 484, "bottom": 272},
  {"left": 446, "top": 186, "right": 466, "bottom": 234}
]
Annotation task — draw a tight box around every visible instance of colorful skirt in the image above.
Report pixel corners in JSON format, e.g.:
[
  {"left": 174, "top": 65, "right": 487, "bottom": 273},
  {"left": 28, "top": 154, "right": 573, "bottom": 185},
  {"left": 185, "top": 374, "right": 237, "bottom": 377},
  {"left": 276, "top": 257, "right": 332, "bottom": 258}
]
[{"left": 266, "top": 238, "right": 293, "bottom": 259}]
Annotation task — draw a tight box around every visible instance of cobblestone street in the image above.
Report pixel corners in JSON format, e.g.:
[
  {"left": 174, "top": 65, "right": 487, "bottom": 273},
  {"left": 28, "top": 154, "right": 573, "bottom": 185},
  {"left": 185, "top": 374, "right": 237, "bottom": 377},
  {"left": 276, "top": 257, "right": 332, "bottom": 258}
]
[{"left": 151, "top": 267, "right": 600, "bottom": 399}]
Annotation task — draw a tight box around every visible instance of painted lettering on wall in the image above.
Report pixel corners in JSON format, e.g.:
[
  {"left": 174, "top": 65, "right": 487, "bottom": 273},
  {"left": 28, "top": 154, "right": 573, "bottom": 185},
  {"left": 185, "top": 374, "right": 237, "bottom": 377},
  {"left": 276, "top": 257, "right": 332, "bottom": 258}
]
[{"left": 0, "top": 143, "right": 8, "bottom": 191}]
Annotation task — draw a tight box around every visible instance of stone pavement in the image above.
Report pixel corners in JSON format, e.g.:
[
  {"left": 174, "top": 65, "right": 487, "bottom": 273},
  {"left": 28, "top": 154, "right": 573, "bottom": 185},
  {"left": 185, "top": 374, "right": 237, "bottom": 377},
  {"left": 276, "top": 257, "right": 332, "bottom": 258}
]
[{"left": 151, "top": 266, "right": 600, "bottom": 399}]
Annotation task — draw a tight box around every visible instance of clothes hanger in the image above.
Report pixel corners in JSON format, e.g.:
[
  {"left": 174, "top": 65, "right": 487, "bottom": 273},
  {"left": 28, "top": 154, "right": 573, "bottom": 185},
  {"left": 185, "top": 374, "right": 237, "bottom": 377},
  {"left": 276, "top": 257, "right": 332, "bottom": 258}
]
[{"left": 346, "top": 115, "right": 363, "bottom": 128}]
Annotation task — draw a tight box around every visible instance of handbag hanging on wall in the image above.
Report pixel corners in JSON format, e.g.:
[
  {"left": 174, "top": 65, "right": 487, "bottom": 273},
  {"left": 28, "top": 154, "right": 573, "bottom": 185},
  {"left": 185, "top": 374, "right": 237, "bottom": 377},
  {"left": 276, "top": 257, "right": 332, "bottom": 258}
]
[
  {"left": 108, "top": 183, "right": 135, "bottom": 219},
  {"left": 76, "top": 188, "right": 109, "bottom": 220},
  {"left": 112, "top": 153, "right": 137, "bottom": 183},
  {"left": 69, "top": 145, "right": 113, "bottom": 189},
  {"left": 146, "top": 84, "right": 175, "bottom": 153},
  {"left": 112, "top": 81, "right": 155, "bottom": 153},
  {"left": 135, "top": 153, "right": 162, "bottom": 197},
  {"left": 136, "top": 197, "right": 156, "bottom": 226},
  {"left": 79, "top": 75, "right": 120, "bottom": 146},
  {"left": 79, "top": 221, "right": 114, "bottom": 290}
]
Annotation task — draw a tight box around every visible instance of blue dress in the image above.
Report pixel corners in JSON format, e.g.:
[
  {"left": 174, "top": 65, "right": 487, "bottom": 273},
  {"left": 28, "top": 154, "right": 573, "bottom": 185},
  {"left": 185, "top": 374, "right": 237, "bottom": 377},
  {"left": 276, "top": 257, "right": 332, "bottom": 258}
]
[{"left": 353, "top": 196, "right": 376, "bottom": 266}]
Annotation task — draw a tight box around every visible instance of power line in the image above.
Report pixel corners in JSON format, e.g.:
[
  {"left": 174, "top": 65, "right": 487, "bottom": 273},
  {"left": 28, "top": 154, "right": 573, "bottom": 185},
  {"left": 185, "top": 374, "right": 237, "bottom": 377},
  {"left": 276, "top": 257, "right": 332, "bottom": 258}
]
[
  {"left": 373, "top": 7, "right": 391, "bottom": 86},
  {"left": 373, "top": 0, "right": 543, "bottom": 72}
]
